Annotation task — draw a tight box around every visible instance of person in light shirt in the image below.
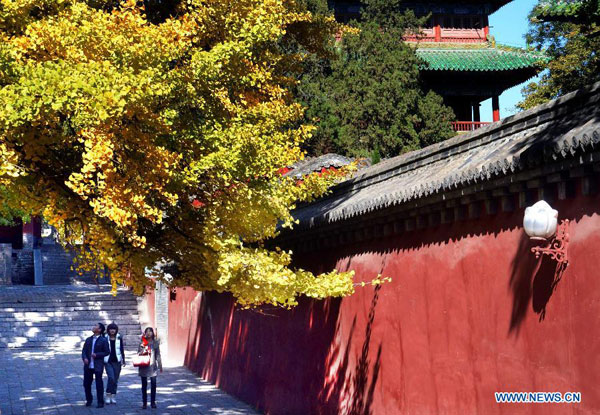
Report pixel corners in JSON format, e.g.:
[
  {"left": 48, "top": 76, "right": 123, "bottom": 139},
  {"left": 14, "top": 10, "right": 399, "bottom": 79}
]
[
  {"left": 103, "top": 322, "right": 126, "bottom": 405},
  {"left": 81, "top": 323, "right": 110, "bottom": 408}
]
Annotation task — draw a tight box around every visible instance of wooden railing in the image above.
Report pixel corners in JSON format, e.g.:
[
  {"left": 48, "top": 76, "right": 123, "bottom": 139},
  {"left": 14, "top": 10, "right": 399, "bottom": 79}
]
[
  {"left": 452, "top": 121, "right": 491, "bottom": 132},
  {"left": 404, "top": 27, "right": 488, "bottom": 43},
  {"left": 404, "top": 35, "right": 487, "bottom": 43}
]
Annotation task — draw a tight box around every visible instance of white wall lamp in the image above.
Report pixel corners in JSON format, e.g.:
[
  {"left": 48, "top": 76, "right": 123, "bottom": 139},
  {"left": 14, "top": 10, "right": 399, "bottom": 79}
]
[{"left": 523, "top": 200, "right": 569, "bottom": 265}]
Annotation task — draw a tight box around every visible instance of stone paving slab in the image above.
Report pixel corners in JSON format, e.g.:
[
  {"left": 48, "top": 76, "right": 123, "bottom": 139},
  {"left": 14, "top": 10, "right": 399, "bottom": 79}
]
[{"left": 0, "top": 349, "right": 260, "bottom": 415}]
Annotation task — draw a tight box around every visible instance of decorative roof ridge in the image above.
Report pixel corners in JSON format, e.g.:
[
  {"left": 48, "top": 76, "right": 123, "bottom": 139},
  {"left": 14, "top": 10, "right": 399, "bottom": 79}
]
[
  {"left": 304, "top": 80, "right": 600, "bottom": 205},
  {"left": 417, "top": 44, "right": 547, "bottom": 57},
  {"left": 412, "top": 42, "right": 492, "bottom": 49},
  {"left": 490, "top": 44, "right": 549, "bottom": 58}
]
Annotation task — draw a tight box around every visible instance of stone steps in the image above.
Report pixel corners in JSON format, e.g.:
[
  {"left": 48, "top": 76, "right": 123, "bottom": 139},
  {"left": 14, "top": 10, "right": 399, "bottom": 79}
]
[
  {"left": 0, "top": 297, "right": 138, "bottom": 304},
  {"left": 0, "top": 324, "right": 141, "bottom": 332},
  {"left": 0, "top": 336, "right": 142, "bottom": 349},
  {"left": 0, "top": 304, "right": 139, "bottom": 313},
  {"left": 0, "top": 318, "right": 141, "bottom": 326},
  {"left": 0, "top": 323, "right": 142, "bottom": 333},
  {"left": 1, "top": 327, "right": 141, "bottom": 339},
  {"left": 0, "top": 308, "right": 139, "bottom": 316},
  {"left": 40, "top": 245, "right": 107, "bottom": 285},
  {"left": 0, "top": 327, "right": 141, "bottom": 343},
  {"left": 0, "top": 285, "right": 143, "bottom": 349},
  {"left": 0, "top": 315, "right": 140, "bottom": 324},
  {"left": 12, "top": 250, "right": 34, "bottom": 285},
  {"left": 0, "top": 302, "right": 138, "bottom": 310},
  {"left": 0, "top": 285, "right": 134, "bottom": 300}
]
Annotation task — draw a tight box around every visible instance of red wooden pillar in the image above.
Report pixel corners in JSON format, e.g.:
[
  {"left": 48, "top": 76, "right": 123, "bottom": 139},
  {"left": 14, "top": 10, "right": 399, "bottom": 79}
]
[
  {"left": 492, "top": 95, "right": 500, "bottom": 122},
  {"left": 484, "top": 15, "right": 490, "bottom": 41},
  {"left": 435, "top": 24, "right": 441, "bottom": 42}
]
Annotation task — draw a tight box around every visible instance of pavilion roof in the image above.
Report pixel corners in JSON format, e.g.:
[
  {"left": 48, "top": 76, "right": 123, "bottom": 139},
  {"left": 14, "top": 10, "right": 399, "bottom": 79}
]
[
  {"left": 401, "top": 0, "right": 512, "bottom": 15},
  {"left": 416, "top": 45, "right": 549, "bottom": 72}
]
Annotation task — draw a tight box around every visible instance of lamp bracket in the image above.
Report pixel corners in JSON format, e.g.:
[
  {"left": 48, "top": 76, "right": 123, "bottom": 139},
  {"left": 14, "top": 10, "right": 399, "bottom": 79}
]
[{"left": 531, "top": 219, "right": 569, "bottom": 265}]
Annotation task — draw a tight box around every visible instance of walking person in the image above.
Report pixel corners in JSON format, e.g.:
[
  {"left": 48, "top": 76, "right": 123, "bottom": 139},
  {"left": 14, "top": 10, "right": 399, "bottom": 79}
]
[
  {"left": 81, "top": 322, "right": 110, "bottom": 408},
  {"left": 104, "top": 322, "right": 126, "bottom": 404},
  {"left": 138, "top": 327, "right": 162, "bottom": 409}
]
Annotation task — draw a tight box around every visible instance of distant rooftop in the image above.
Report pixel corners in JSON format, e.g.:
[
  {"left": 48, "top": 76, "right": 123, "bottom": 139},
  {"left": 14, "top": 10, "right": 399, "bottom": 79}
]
[
  {"left": 284, "top": 154, "right": 354, "bottom": 179},
  {"left": 332, "top": 0, "right": 513, "bottom": 19}
]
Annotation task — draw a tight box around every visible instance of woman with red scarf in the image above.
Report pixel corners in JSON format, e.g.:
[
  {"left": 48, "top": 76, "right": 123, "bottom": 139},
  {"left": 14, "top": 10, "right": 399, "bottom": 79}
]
[{"left": 137, "top": 327, "right": 162, "bottom": 409}]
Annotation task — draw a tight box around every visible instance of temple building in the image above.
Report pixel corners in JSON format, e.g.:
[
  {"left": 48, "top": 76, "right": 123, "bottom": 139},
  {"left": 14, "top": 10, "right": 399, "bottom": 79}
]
[{"left": 332, "top": 1, "right": 548, "bottom": 131}]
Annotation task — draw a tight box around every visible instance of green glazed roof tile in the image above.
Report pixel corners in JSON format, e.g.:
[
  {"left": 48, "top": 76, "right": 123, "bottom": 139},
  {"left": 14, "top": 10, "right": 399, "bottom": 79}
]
[{"left": 416, "top": 46, "right": 549, "bottom": 72}]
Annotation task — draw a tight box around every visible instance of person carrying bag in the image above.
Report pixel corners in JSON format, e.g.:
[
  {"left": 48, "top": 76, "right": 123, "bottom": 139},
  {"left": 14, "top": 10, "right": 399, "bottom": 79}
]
[
  {"left": 137, "top": 327, "right": 162, "bottom": 409},
  {"left": 132, "top": 343, "right": 150, "bottom": 367}
]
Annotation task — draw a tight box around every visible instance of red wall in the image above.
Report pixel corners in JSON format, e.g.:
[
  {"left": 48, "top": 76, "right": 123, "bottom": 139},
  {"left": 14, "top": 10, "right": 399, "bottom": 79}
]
[
  {"left": 168, "top": 287, "right": 202, "bottom": 366},
  {"left": 0, "top": 220, "right": 23, "bottom": 249},
  {"left": 22, "top": 217, "right": 41, "bottom": 237},
  {"left": 162, "top": 191, "right": 600, "bottom": 414}
]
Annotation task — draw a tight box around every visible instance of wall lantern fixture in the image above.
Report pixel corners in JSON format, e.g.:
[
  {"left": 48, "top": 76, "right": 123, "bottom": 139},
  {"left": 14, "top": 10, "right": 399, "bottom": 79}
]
[{"left": 523, "top": 200, "right": 569, "bottom": 265}]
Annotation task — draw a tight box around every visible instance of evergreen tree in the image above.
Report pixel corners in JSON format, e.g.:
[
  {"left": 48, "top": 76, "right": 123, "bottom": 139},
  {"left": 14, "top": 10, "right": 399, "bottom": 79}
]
[
  {"left": 298, "top": 0, "right": 456, "bottom": 158},
  {"left": 518, "top": 4, "right": 600, "bottom": 109}
]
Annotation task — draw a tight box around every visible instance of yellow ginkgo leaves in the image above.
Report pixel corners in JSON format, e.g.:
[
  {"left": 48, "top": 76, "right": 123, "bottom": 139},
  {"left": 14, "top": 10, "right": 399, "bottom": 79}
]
[{"left": 0, "top": 0, "right": 355, "bottom": 307}]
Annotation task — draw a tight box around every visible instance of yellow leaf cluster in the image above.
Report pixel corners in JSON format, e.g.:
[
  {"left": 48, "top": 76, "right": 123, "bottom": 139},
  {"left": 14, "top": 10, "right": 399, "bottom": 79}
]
[
  {"left": 0, "top": 142, "right": 22, "bottom": 184},
  {"left": 0, "top": 0, "right": 356, "bottom": 307}
]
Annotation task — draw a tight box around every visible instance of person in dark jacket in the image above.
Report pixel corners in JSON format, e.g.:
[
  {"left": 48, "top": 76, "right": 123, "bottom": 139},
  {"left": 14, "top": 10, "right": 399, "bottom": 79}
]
[
  {"left": 81, "top": 323, "right": 110, "bottom": 408},
  {"left": 138, "top": 327, "right": 162, "bottom": 409},
  {"left": 103, "top": 322, "right": 126, "bottom": 404}
]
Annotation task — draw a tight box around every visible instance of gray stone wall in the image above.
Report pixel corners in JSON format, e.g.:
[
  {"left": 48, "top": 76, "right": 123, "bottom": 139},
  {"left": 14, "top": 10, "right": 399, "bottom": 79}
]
[
  {"left": 154, "top": 281, "right": 169, "bottom": 355},
  {"left": 0, "top": 244, "right": 12, "bottom": 285}
]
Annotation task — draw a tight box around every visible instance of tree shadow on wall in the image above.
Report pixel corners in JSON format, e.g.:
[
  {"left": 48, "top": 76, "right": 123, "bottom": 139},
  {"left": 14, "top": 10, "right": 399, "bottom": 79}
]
[
  {"left": 319, "top": 285, "right": 383, "bottom": 415},
  {"left": 508, "top": 233, "right": 568, "bottom": 335}
]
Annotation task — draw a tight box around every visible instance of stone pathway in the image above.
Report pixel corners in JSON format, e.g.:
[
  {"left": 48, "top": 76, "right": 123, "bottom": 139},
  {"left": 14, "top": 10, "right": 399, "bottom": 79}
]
[{"left": 0, "top": 349, "right": 260, "bottom": 415}]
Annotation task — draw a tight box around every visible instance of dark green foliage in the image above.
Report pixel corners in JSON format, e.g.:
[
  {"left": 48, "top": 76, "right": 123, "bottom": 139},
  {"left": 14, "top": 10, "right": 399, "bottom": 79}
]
[
  {"left": 360, "top": 0, "right": 422, "bottom": 30},
  {"left": 532, "top": 0, "right": 600, "bottom": 25},
  {"left": 298, "top": 6, "right": 456, "bottom": 158},
  {"left": 370, "top": 145, "right": 381, "bottom": 165},
  {"left": 518, "top": 6, "right": 600, "bottom": 109},
  {"left": 0, "top": 186, "right": 28, "bottom": 226}
]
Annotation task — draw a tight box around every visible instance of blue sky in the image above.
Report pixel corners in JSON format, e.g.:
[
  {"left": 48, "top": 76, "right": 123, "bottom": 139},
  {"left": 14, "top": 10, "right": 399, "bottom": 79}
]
[{"left": 480, "top": 0, "right": 540, "bottom": 121}]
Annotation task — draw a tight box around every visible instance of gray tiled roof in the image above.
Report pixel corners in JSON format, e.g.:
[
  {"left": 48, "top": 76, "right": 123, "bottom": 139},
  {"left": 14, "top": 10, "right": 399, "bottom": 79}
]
[
  {"left": 284, "top": 154, "right": 353, "bottom": 179},
  {"left": 291, "top": 81, "right": 600, "bottom": 229}
]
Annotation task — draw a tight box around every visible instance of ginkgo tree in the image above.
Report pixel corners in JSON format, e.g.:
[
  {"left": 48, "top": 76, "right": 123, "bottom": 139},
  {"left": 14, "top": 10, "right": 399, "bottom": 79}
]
[{"left": 0, "top": 0, "right": 365, "bottom": 307}]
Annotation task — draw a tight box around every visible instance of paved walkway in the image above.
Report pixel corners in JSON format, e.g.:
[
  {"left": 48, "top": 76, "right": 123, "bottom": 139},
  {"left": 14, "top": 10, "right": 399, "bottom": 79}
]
[{"left": 0, "top": 349, "right": 260, "bottom": 415}]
